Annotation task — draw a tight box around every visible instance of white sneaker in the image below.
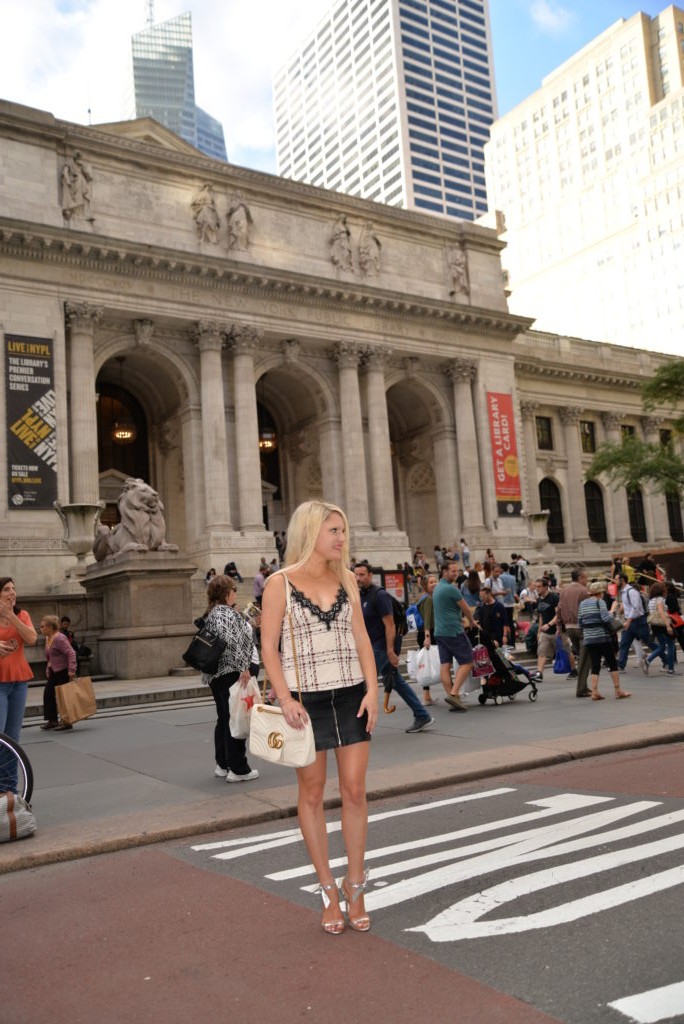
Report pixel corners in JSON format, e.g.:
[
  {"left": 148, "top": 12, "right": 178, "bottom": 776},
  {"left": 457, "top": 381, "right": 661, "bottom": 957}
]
[
  {"left": 214, "top": 765, "right": 228, "bottom": 778},
  {"left": 226, "top": 769, "right": 260, "bottom": 783}
]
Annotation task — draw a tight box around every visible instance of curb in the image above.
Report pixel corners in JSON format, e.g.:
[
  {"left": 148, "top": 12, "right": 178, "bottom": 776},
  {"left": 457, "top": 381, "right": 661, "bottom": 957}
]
[{"left": 2, "top": 721, "right": 683, "bottom": 876}]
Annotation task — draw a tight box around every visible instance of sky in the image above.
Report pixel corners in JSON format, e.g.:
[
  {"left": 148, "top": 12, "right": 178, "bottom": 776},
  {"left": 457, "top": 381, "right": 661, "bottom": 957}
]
[{"left": 0, "top": 0, "right": 669, "bottom": 172}]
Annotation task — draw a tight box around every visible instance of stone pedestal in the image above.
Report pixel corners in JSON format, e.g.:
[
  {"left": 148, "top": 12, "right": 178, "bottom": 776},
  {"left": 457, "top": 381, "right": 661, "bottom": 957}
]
[{"left": 80, "top": 552, "right": 198, "bottom": 679}]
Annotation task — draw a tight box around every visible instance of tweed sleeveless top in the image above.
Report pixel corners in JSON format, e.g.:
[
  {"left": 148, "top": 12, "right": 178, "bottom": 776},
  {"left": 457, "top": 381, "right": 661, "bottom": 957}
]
[{"left": 280, "top": 574, "right": 364, "bottom": 693}]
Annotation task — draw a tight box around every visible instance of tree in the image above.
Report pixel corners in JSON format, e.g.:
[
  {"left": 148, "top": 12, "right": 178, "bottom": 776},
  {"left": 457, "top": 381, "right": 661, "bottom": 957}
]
[{"left": 586, "top": 361, "right": 684, "bottom": 497}]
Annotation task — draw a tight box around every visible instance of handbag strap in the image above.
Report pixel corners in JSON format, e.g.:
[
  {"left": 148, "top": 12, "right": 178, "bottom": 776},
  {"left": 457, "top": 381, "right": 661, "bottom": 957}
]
[{"left": 260, "top": 573, "right": 304, "bottom": 704}]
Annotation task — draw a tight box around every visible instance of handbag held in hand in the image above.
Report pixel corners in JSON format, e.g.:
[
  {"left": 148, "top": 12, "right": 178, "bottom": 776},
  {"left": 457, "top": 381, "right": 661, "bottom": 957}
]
[
  {"left": 249, "top": 575, "right": 316, "bottom": 769},
  {"left": 55, "top": 675, "right": 97, "bottom": 725}
]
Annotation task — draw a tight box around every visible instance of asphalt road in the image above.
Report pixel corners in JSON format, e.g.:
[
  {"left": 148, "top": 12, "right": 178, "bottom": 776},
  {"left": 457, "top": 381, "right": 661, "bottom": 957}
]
[{"left": 5, "top": 744, "right": 684, "bottom": 1023}]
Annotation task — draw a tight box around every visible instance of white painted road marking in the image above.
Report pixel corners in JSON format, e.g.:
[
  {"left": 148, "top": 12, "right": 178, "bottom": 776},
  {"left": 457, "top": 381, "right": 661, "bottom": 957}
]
[{"left": 609, "top": 981, "right": 684, "bottom": 1022}]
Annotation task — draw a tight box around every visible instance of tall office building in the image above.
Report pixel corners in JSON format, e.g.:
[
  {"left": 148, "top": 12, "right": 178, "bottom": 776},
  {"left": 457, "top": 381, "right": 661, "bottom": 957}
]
[
  {"left": 274, "top": 0, "right": 496, "bottom": 221},
  {"left": 127, "top": 11, "right": 227, "bottom": 161},
  {"left": 485, "top": 6, "right": 684, "bottom": 354}
]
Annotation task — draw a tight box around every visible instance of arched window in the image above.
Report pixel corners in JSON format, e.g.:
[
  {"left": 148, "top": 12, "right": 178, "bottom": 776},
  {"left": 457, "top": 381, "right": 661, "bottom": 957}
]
[
  {"left": 584, "top": 481, "right": 607, "bottom": 543},
  {"left": 627, "top": 488, "right": 647, "bottom": 542},
  {"left": 666, "top": 492, "right": 684, "bottom": 542},
  {"left": 539, "top": 478, "right": 565, "bottom": 544}
]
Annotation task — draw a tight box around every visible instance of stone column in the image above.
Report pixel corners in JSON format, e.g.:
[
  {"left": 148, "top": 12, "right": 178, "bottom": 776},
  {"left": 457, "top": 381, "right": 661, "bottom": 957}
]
[
  {"left": 230, "top": 324, "right": 265, "bottom": 532},
  {"left": 180, "top": 403, "right": 204, "bottom": 549},
  {"left": 601, "top": 412, "right": 632, "bottom": 544},
  {"left": 559, "top": 406, "right": 590, "bottom": 543},
  {"left": 192, "top": 321, "right": 232, "bottom": 531},
  {"left": 520, "top": 400, "right": 541, "bottom": 512},
  {"left": 432, "top": 427, "right": 461, "bottom": 543},
  {"left": 446, "top": 359, "right": 485, "bottom": 531},
  {"left": 65, "top": 301, "right": 102, "bottom": 504},
  {"left": 643, "top": 416, "right": 672, "bottom": 544},
  {"left": 332, "top": 342, "right": 371, "bottom": 530},
  {"left": 363, "top": 347, "right": 398, "bottom": 531}
]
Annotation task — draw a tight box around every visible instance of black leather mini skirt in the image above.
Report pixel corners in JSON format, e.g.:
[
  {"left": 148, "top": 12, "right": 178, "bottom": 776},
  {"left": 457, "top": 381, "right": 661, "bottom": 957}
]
[{"left": 299, "top": 681, "right": 370, "bottom": 751}]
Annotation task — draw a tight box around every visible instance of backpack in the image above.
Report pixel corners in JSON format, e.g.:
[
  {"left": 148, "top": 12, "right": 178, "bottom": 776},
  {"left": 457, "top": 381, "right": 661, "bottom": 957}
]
[
  {"left": 405, "top": 594, "right": 426, "bottom": 632},
  {"left": 370, "top": 587, "right": 409, "bottom": 637},
  {"left": 628, "top": 585, "right": 648, "bottom": 616}
]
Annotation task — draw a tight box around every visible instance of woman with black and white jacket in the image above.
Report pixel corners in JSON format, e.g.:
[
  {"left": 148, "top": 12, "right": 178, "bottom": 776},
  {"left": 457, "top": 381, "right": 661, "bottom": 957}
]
[{"left": 202, "top": 575, "right": 259, "bottom": 783}]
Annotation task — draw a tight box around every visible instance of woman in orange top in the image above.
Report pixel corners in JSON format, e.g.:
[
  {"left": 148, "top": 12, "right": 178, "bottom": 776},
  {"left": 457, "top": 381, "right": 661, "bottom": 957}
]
[{"left": 0, "top": 577, "right": 37, "bottom": 753}]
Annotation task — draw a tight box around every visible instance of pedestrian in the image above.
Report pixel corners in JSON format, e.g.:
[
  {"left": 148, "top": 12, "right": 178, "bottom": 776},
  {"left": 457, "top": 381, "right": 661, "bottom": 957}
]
[
  {"left": 253, "top": 564, "right": 269, "bottom": 606},
  {"left": 39, "top": 615, "right": 77, "bottom": 730},
  {"left": 497, "top": 563, "right": 518, "bottom": 641},
  {"left": 261, "top": 501, "right": 378, "bottom": 935},
  {"left": 205, "top": 567, "right": 216, "bottom": 586},
  {"left": 432, "top": 559, "right": 478, "bottom": 712},
  {"left": 645, "top": 582, "right": 676, "bottom": 675},
  {"left": 578, "top": 581, "right": 630, "bottom": 700},
  {"left": 617, "top": 574, "right": 651, "bottom": 671},
  {"left": 474, "top": 585, "right": 507, "bottom": 647},
  {"left": 203, "top": 575, "right": 260, "bottom": 784},
  {"left": 354, "top": 560, "right": 434, "bottom": 733},
  {"left": 460, "top": 538, "right": 470, "bottom": 569},
  {"left": 0, "top": 577, "right": 37, "bottom": 792},
  {"left": 415, "top": 573, "right": 438, "bottom": 706},
  {"left": 557, "top": 567, "right": 591, "bottom": 697},
  {"left": 531, "top": 577, "right": 570, "bottom": 683}
]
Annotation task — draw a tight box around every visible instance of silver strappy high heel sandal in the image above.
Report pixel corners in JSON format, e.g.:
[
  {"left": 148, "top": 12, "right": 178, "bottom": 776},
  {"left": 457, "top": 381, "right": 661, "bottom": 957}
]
[
  {"left": 318, "top": 881, "right": 345, "bottom": 935},
  {"left": 342, "top": 870, "right": 371, "bottom": 932}
]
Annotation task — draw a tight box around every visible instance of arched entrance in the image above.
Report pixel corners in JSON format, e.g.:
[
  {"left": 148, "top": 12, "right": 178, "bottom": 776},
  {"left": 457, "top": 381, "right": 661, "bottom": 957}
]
[
  {"left": 539, "top": 478, "right": 565, "bottom": 544},
  {"left": 584, "top": 480, "right": 607, "bottom": 543}
]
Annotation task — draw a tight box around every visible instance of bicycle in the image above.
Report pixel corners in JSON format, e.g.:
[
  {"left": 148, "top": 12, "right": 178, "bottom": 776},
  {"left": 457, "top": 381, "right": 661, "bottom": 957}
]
[{"left": 0, "top": 732, "right": 34, "bottom": 802}]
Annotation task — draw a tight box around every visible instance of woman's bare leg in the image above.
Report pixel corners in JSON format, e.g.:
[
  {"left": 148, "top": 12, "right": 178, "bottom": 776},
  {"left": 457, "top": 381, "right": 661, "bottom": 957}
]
[
  {"left": 296, "top": 752, "right": 342, "bottom": 927},
  {"left": 336, "top": 742, "right": 370, "bottom": 923}
]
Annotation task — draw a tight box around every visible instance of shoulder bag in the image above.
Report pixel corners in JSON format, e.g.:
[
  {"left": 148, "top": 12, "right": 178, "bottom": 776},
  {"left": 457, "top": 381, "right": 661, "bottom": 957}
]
[
  {"left": 182, "top": 620, "right": 226, "bottom": 674},
  {"left": 249, "top": 575, "right": 316, "bottom": 769},
  {"left": 0, "top": 791, "right": 36, "bottom": 843}
]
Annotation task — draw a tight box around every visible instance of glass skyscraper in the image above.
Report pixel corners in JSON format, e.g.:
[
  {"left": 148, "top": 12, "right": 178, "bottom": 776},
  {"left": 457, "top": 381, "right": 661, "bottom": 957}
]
[
  {"left": 129, "top": 12, "right": 227, "bottom": 162},
  {"left": 274, "top": 0, "right": 496, "bottom": 220}
]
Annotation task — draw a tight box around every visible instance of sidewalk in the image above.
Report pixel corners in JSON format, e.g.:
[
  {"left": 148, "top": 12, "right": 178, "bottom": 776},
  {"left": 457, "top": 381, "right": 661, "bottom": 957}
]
[{"left": 3, "top": 661, "right": 684, "bottom": 875}]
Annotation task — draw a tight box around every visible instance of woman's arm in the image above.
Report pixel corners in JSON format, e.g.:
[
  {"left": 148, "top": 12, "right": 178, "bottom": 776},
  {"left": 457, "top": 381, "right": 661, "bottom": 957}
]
[
  {"left": 349, "top": 594, "right": 378, "bottom": 733},
  {"left": 260, "top": 576, "right": 293, "bottom": 705},
  {"left": 6, "top": 609, "right": 37, "bottom": 646}
]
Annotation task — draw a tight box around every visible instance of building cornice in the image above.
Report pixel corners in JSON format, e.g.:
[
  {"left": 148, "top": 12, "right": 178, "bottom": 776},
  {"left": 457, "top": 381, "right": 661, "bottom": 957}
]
[
  {"left": 0, "top": 216, "right": 532, "bottom": 339},
  {"left": 514, "top": 358, "right": 645, "bottom": 391}
]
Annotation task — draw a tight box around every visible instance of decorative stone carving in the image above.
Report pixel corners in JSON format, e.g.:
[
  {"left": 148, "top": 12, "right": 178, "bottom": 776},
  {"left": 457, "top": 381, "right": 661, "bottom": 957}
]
[
  {"left": 602, "top": 411, "right": 622, "bottom": 433},
  {"left": 191, "top": 184, "right": 220, "bottom": 244},
  {"left": 330, "top": 214, "right": 353, "bottom": 272},
  {"left": 445, "top": 358, "right": 477, "bottom": 382},
  {"left": 363, "top": 345, "right": 392, "bottom": 370},
  {"left": 65, "top": 301, "right": 102, "bottom": 329},
  {"left": 61, "top": 151, "right": 94, "bottom": 223},
  {"left": 133, "top": 319, "right": 154, "bottom": 348},
  {"left": 404, "top": 357, "right": 420, "bottom": 378},
  {"left": 358, "top": 222, "right": 381, "bottom": 276},
  {"left": 191, "top": 320, "right": 225, "bottom": 352},
  {"left": 331, "top": 340, "right": 362, "bottom": 368},
  {"left": 229, "top": 323, "right": 262, "bottom": 353},
  {"left": 93, "top": 478, "right": 178, "bottom": 561},
  {"left": 559, "top": 406, "right": 582, "bottom": 425},
  {"left": 643, "top": 416, "right": 664, "bottom": 435},
  {"left": 446, "top": 243, "right": 469, "bottom": 297},
  {"left": 520, "top": 400, "right": 540, "bottom": 420},
  {"left": 282, "top": 338, "right": 301, "bottom": 362},
  {"left": 288, "top": 428, "right": 317, "bottom": 464},
  {"left": 227, "top": 191, "right": 252, "bottom": 251}
]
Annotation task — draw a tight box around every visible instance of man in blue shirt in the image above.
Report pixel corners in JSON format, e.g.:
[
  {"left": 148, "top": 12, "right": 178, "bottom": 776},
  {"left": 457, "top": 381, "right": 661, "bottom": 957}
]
[
  {"left": 432, "top": 560, "right": 478, "bottom": 712},
  {"left": 354, "top": 562, "right": 434, "bottom": 734},
  {"left": 497, "top": 562, "right": 518, "bottom": 641}
]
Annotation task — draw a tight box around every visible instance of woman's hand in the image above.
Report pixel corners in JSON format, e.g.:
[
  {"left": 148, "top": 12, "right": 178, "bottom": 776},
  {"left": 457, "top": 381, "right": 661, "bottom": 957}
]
[
  {"left": 281, "top": 699, "right": 309, "bottom": 731},
  {"left": 0, "top": 640, "right": 16, "bottom": 657},
  {"left": 359, "top": 691, "right": 378, "bottom": 733},
  {"left": 238, "top": 670, "right": 251, "bottom": 684}
]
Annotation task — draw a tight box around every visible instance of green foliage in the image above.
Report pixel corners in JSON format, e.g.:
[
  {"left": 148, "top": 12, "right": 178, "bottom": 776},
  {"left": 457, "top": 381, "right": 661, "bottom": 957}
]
[{"left": 586, "top": 360, "right": 684, "bottom": 496}]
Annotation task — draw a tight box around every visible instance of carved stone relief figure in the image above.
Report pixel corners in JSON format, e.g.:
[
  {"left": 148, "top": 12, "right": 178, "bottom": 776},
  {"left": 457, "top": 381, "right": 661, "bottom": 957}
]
[
  {"left": 191, "top": 184, "right": 220, "bottom": 244},
  {"left": 446, "top": 243, "right": 469, "bottom": 298},
  {"left": 330, "top": 214, "right": 353, "bottom": 272},
  {"left": 358, "top": 222, "right": 381, "bottom": 276},
  {"left": 227, "top": 190, "right": 252, "bottom": 250},
  {"left": 61, "top": 151, "right": 94, "bottom": 222}
]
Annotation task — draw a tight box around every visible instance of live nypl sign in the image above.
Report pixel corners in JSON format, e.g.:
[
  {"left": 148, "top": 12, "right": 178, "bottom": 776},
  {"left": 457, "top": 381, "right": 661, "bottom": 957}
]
[{"left": 5, "top": 333, "right": 57, "bottom": 510}]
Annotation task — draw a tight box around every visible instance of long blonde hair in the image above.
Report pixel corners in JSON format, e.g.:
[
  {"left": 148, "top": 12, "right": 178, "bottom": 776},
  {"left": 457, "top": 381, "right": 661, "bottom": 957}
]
[{"left": 275, "top": 501, "right": 357, "bottom": 600}]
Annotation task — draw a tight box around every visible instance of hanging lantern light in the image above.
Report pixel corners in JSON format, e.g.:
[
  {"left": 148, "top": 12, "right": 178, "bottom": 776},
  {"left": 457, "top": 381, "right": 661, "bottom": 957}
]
[{"left": 111, "top": 356, "right": 137, "bottom": 445}]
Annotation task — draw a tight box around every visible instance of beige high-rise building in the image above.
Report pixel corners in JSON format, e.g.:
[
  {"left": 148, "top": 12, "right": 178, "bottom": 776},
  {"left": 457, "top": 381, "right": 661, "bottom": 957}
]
[{"left": 484, "top": 5, "right": 684, "bottom": 354}]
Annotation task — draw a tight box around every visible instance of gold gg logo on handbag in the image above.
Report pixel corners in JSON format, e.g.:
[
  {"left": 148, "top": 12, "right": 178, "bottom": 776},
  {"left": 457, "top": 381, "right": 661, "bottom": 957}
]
[{"left": 268, "top": 731, "right": 284, "bottom": 750}]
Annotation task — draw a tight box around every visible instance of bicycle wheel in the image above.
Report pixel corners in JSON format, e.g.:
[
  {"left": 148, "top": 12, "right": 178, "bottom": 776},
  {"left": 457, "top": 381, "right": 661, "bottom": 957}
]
[{"left": 0, "top": 733, "right": 34, "bottom": 802}]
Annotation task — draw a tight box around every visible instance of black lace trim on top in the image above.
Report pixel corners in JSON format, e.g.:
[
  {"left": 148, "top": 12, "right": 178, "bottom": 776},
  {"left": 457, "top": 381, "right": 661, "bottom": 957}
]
[{"left": 290, "top": 583, "right": 348, "bottom": 630}]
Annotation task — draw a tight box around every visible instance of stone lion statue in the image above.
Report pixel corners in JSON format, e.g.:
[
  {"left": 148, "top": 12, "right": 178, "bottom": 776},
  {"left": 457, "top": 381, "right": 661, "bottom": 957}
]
[{"left": 93, "top": 478, "right": 179, "bottom": 561}]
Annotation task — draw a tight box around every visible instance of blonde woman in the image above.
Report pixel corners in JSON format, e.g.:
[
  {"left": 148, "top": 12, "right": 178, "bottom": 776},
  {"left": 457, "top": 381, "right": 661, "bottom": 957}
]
[{"left": 261, "top": 501, "right": 378, "bottom": 935}]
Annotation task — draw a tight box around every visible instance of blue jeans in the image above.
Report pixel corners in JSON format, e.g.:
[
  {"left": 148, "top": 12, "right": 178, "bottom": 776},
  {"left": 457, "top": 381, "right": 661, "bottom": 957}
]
[
  {"left": 647, "top": 631, "right": 675, "bottom": 672},
  {"left": 373, "top": 648, "right": 429, "bottom": 723},
  {"left": 0, "top": 682, "right": 28, "bottom": 794},
  {"left": 617, "top": 616, "right": 651, "bottom": 669}
]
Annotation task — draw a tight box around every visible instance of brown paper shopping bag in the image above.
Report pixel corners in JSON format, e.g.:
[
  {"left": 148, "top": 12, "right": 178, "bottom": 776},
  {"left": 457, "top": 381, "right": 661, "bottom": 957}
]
[{"left": 55, "top": 676, "right": 97, "bottom": 725}]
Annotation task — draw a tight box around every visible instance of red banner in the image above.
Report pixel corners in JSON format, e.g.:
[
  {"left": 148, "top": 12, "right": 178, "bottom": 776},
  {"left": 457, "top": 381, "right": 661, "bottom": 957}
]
[{"left": 486, "top": 392, "right": 522, "bottom": 516}]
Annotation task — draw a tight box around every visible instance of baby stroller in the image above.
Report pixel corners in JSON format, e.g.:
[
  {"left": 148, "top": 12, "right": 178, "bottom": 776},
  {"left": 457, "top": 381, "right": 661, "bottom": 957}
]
[{"left": 476, "top": 634, "right": 539, "bottom": 706}]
